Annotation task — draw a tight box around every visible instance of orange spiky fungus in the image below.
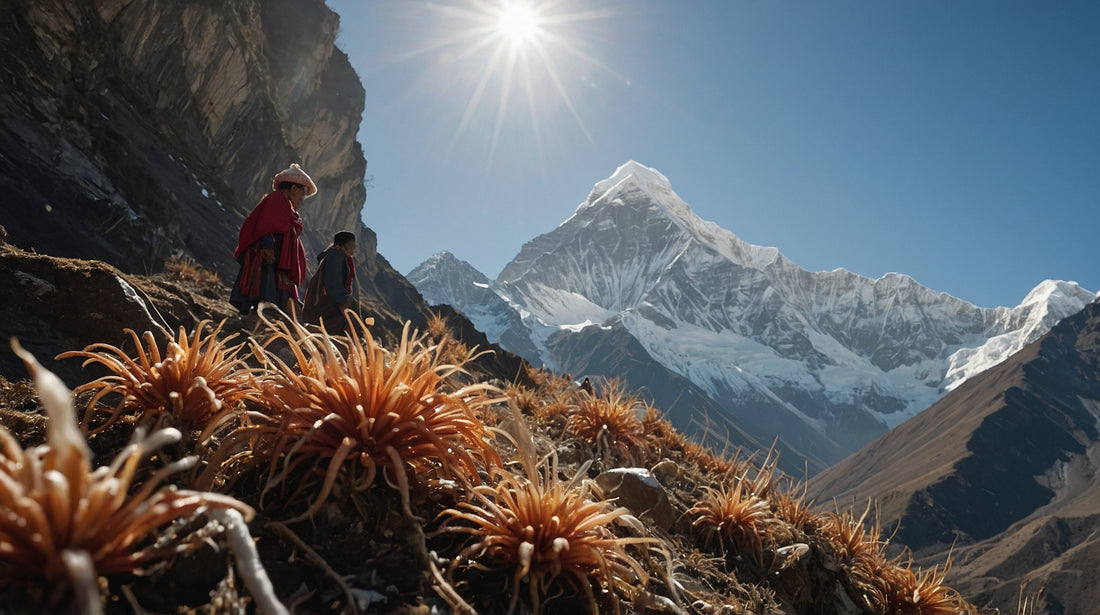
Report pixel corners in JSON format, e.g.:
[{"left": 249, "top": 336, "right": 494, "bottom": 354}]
[
  {"left": 437, "top": 409, "right": 658, "bottom": 615},
  {"left": 564, "top": 378, "right": 646, "bottom": 463},
  {"left": 247, "top": 313, "right": 502, "bottom": 521},
  {"left": 58, "top": 320, "right": 260, "bottom": 444},
  {"left": 881, "top": 558, "right": 976, "bottom": 615},
  {"left": 1, "top": 341, "right": 260, "bottom": 611},
  {"left": 689, "top": 477, "right": 773, "bottom": 564}
]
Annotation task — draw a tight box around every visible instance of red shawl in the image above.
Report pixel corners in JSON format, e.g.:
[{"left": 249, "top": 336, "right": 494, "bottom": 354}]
[{"left": 233, "top": 191, "right": 306, "bottom": 296}]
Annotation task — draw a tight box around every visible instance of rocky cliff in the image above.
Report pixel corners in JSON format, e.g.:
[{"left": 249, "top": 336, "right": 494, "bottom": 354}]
[
  {"left": 0, "top": 0, "right": 530, "bottom": 392},
  {"left": 0, "top": 0, "right": 371, "bottom": 276}
]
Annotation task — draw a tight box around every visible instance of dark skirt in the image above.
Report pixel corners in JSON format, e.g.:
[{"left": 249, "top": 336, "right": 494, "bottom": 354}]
[{"left": 229, "top": 252, "right": 289, "bottom": 314}]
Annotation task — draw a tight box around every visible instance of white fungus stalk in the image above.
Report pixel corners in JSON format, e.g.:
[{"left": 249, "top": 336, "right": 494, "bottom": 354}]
[{"left": 211, "top": 508, "right": 289, "bottom": 615}]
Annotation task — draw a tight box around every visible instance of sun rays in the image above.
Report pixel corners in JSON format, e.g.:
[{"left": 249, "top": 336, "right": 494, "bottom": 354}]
[{"left": 372, "top": 0, "right": 621, "bottom": 166}]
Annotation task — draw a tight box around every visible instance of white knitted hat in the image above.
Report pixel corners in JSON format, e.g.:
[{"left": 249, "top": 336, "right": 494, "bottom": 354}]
[{"left": 272, "top": 163, "right": 317, "bottom": 197}]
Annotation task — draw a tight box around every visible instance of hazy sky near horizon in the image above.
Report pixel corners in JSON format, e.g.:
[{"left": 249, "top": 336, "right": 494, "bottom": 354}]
[{"left": 326, "top": 0, "right": 1098, "bottom": 309}]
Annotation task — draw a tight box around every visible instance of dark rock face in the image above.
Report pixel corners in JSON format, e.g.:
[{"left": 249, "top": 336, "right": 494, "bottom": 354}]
[
  {"left": 0, "top": 0, "right": 369, "bottom": 278},
  {"left": 594, "top": 468, "right": 677, "bottom": 531},
  {"left": 0, "top": 239, "right": 172, "bottom": 385}
]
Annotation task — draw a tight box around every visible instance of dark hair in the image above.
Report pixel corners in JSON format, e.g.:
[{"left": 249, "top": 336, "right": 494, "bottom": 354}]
[
  {"left": 276, "top": 181, "right": 298, "bottom": 191},
  {"left": 333, "top": 231, "right": 356, "bottom": 246}
]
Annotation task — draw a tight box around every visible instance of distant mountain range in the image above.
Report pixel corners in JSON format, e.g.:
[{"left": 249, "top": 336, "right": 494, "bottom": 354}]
[
  {"left": 807, "top": 297, "right": 1100, "bottom": 614},
  {"left": 409, "top": 161, "right": 1097, "bottom": 471}
]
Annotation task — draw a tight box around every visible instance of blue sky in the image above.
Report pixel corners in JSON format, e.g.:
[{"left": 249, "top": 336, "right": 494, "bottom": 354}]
[{"left": 326, "top": 0, "right": 1098, "bottom": 309}]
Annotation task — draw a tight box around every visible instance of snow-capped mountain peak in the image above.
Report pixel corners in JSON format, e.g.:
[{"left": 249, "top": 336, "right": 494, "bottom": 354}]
[
  {"left": 407, "top": 251, "right": 544, "bottom": 363},
  {"left": 411, "top": 162, "right": 1097, "bottom": 467},
  {"left": 571, "top": 160, "right": 781, "bottom": 273},
  {"left": 943, "top": 280, "right": 1098, "bottom": 390},
  {"left": 572, "top": 160, "right": 685, "bottom": 225},
  {"left": 592, "top": 160, "right": 672, "bottom": 195},
  {"left": 1019, "top": 279, "right": 1097, "bottom": 311}
]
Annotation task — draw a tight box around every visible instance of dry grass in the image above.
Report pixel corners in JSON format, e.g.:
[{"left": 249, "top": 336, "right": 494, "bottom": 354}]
[
  {"left": 640, "top": 402, "right": 675, "bottom": 439},
  {"left": 1017, "top": 580, "right": 1044, "bottom": 615},
  {"left": 637, "top": 402, "right": 688, "bottom": 467},
  {"left": 639, "top": 415, "right": 748, "bottom": 479},
  {"left": 818, "top": 503, "right": 968, "bottom": 613},
  {"left": 523, "top": 365, "right": 558, "bottom": 390},
  {"left": 1, "top": 341, "right": 254, "bottom": 602},
  {"left": 528, "top": 368, "right": 582, "bottom": 404},
  {"left": 424, "top": 310, "right": 478, "bottom": 368},
  {"left": 532, "top": 392, "right": 574, "bottom": 423},
  {"left": 165, "top": 255, "right": 221, "bottom": 288},
  {"left": 506, "top": 381, "right": 541, "bottom": 415},
  {"left": 236, "top": 313, "right": 502, "bottom": 521},
  {"left": 822, "top": 502, "right": 884, "bottom": 570},
  {"left": 58, "top": 320, "right": 259, "bottom": 445},
  {"left": 744, "top": 446, "right": 782, "bottom": 499},
  {"left": 770, "top": 486, "right": 819, "bottom": 535},
  {"left": 670, "top": 436, "right": 736, "bottom": 476},
  {"left": 519, "top": 368, "right": 578, "bottom": 423},
  {"left": 0, "top": 377, "right": 46, "bottom": 448},
  {"left": 426, "top": 310, "right": 450, "bottom": 344}
]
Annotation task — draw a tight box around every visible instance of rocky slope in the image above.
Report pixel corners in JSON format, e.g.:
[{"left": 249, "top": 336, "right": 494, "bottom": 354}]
[
  {"left": 0, "top": 1, "right": 1088, "bottom": 611},
  {"left": 0, "top": 229, "right": 526, "bottom": 392},
  {"left": 807, "top": 298, "right": 1100, "bottom": 614},
  {"left": 0, "top": 231, "right": 991, "bottom": 614}
]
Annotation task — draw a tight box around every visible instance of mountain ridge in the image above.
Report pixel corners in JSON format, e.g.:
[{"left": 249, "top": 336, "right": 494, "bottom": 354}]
[
  {"left": 411, "top": 160, "right": 1097, "bottom": 467},
  {"left": 807, "top": 297, "right": 1100, "bottom": 614}
]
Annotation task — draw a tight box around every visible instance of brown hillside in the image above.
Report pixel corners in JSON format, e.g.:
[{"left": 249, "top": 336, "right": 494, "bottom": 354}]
[{"left": 809, "top": 299, "right": 1100, "bottom": 614}]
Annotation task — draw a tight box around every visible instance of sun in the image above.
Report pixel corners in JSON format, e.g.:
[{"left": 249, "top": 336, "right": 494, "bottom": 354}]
[
  {"left": 497, "top": 4, "right": 541, "bottom": 46},
  {"left": 379, "top": 1, "right": 623, "bottom": 166}
]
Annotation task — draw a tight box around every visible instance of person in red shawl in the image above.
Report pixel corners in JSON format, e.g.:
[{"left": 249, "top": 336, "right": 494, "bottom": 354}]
[{"left": 229, "top": 163, "right": 317, "bottom": 315}]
